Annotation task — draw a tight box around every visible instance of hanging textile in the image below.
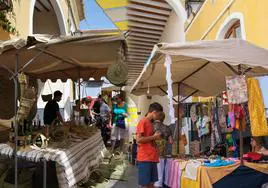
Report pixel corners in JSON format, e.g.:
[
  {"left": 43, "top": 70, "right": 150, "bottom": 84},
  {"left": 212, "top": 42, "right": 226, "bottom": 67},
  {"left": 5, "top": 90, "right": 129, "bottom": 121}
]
[
  {"left": 226, "top": 75, "right": 248, "bottom": 104},
  {"left": 247, "top": 78, "right": 268, "bottom": 136},
  {"left": 164, "top": 55, "right": 175, "bottom": 124},
  {"left": 211, "top": 105, "right": 222, "bottom": 148},
  {"left": 242, "top": 103, "right": 250, "bottom": 127},
  {"left": 256, "top": 76, "right": 268, "bottom": 117},
  {"left": 190, "top": 104, "right": 197, "bottom": 123}
]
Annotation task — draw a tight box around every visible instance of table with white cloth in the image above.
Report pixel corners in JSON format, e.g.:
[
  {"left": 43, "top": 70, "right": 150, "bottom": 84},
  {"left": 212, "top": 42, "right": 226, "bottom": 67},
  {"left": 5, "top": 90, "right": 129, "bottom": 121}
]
[{"left": 0, "top": 130, "right": 105, "bottom": 188}]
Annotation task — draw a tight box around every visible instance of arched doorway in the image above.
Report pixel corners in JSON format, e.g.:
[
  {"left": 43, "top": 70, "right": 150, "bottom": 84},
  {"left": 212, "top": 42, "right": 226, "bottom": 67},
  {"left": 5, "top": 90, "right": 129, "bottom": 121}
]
[{"left": 30, "top": 0, "right": 67, "bottom": 35}]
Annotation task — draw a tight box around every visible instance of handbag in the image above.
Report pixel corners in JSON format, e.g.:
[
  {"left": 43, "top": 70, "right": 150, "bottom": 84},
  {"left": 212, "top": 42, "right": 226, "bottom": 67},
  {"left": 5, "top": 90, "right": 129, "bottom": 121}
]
[
  {"left": 116, "top": 115, "right": 126, "bottom": 129},
  {"left": 41, "top": 80, "right": 53, "bottom": 102}
]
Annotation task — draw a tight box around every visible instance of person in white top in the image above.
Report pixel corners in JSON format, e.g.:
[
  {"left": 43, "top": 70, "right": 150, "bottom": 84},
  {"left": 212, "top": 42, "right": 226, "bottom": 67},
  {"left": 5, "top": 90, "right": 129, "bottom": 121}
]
[{"left": 99, "top": 97, "right": 112, "bottom": 146}]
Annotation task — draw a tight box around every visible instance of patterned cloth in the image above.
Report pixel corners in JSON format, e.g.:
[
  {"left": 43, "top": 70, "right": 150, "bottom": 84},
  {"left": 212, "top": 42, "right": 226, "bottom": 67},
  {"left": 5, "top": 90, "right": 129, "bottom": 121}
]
[
  {"left": 226, "top": 76, "right": 248, "bottom": 104},
  {"left": 0, "top": 131, "right": 105, "bottom": 188},
  {"left": 247, "top": 78, "right": 268, "bottom": 136}
]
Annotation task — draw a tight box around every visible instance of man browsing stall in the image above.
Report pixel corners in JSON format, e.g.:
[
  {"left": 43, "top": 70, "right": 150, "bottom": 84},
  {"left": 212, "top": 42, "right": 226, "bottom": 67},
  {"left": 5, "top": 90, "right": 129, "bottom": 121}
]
[{"left": 136, "top": 102, "right": 163, "bottom": 188}]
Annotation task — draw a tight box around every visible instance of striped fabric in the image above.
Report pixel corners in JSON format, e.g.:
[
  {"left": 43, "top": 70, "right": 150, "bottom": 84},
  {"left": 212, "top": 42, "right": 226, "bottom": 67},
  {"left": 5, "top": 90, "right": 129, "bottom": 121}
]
[{"left": 0, "top": 131, "right": 106, "bottom": 188}]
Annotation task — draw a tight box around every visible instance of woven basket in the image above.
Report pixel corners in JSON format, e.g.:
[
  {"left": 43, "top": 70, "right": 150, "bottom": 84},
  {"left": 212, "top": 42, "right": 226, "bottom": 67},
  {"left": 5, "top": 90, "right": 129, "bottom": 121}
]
[
  {"left": 41, "top": 94, "right": 52, "bottom": 102},
  {"left": 17, "top": 97, "right": 36, "bottom": 121}
]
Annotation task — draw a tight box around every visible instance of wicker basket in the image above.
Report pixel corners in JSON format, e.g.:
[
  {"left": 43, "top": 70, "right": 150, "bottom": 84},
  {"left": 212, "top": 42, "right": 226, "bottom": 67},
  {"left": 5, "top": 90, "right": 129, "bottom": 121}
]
[{"left": 41, "top": 94, "right": 52, "bottom": 102}]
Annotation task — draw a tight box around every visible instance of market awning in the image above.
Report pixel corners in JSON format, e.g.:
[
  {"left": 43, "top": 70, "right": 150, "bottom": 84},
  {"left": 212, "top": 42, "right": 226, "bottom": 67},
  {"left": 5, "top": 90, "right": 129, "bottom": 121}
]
[
  {"left": 131, "top": 39, "right": 268, "bottom": 97},
  {"left": 0, "top": 33, "right": 126, "bottom": 82}
]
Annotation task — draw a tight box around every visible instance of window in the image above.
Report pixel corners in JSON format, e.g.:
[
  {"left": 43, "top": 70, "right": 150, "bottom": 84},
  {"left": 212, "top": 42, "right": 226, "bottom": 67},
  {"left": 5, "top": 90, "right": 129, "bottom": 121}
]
[{"left": 224, "top": 20, "right": 241, "bottom": 39}]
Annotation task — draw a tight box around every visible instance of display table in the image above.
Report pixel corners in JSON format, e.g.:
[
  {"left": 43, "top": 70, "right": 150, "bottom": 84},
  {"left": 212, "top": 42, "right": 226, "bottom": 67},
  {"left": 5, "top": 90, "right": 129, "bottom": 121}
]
[
  {"left": 0, "top": 130, "right": 105, "bottom": 188},
  {"left": 161, "top": 158, "right": 268, "bottom": 188}
]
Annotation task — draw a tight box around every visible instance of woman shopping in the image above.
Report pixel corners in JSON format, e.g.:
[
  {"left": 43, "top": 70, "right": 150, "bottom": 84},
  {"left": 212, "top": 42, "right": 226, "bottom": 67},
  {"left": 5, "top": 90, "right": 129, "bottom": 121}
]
[{"left": 111, "top": 94, "right": 128, "bottom": 154}]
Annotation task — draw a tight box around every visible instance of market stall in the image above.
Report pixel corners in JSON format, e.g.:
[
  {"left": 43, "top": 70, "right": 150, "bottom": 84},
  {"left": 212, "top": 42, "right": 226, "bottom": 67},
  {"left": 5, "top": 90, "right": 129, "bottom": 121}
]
[
  {"left": 0, "top": 32, "right": 126, "bottom": 188},
  {"left": 0, "top": 126, "right": 105, "bottom": 188},
  {"left": 131, "top": 39, "right": 268, "bottom": 187}
]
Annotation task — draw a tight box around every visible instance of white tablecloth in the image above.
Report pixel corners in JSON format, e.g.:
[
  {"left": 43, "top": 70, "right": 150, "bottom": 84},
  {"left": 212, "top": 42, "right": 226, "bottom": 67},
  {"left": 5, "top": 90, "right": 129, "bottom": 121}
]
[{"left": 0, "top": 131, "right": 105, "bottom": 188}]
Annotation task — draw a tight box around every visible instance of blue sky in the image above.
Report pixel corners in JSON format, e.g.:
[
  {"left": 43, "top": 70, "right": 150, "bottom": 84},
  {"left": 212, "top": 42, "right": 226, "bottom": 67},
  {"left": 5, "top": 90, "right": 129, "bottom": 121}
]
[{"left": 80, "top": 0, "right": 116, "bottom": 30}]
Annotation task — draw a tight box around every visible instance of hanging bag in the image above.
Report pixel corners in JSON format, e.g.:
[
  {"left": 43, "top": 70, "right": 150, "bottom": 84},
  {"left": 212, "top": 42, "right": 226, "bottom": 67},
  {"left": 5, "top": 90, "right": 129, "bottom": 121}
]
[
  {"left": 116, "top": 115, "right": 126, "bottom": 129},
  {"left": 41, "top": 80, "right": 53, "bottom": 102}
]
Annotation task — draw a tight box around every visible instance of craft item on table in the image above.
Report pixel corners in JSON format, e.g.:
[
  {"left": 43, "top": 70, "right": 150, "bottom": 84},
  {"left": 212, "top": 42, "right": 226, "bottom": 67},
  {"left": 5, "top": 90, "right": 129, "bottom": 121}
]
[
  {"left": 184, "top": 160, "right": 201, "bottom": 181},
  {"left": 243, "top": 152, "right": 262, "bottom": 162},
  {"left": 247, "top": 78, "right": 268, "bottom": 136},
  {"left": 32, "top": 133, "right": 48, "bottom": 149},
  {"left": 226, "top": 75, "right": 248, "bottom": 104},
  {"left": 203, "top": 159, "right": 235, "bottom": 167}
]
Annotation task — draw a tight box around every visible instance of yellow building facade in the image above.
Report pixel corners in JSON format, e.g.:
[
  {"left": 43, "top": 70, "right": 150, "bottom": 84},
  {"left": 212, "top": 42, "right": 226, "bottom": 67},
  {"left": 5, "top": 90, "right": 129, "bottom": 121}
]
[
  {"left": 0, "top": 0, "right": 84, "bottom": 40},
  {"left": 186, "top": 0, "right": 268, "bottom": 49}
]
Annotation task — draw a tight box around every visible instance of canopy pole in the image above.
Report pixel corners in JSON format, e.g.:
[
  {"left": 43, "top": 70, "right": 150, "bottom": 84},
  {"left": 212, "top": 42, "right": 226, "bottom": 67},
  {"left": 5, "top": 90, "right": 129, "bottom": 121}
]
[
  {"left": 177, "top": 82, "right": 181, "bottom": 154},
  {"left": 180, "top": 89, "right": 199, "bottom": 103},
  {"left": 238, "top": 64, "right": 244, "bottom": 166},
  {"left": 10, "top": 50, "right": 44, "bottom": 80},
  {"left": 158, "top": 86, "right": 178, "bottom": 103},
  {"left": 78, "top": 67, "right": 81, "bottom": 125},
  {"left": 14, "top": 53, "right": 19, "bottom": 188}
]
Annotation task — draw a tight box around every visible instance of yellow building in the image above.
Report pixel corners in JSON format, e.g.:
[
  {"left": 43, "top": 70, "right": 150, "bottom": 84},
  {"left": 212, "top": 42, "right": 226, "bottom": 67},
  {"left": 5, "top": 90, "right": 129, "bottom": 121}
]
[
  {"left": 0, "top": 0, "right": 84, "bottom": 40},
  {"left": 0, "top": 0, "right": 84, "bottom": 119},
  {"left": 185, "top": 0, "right": 268, "bottom": 49}
]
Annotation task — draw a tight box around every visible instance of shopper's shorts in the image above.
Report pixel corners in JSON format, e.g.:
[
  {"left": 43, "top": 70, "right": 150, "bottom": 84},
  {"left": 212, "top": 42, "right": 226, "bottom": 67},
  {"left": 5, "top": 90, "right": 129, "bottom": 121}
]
[
  {"left": 137, "top": 161, "right": 158, "bottom": 186},
  {"left": 111, "top": 125, "right": 126, "bottom": 140}
]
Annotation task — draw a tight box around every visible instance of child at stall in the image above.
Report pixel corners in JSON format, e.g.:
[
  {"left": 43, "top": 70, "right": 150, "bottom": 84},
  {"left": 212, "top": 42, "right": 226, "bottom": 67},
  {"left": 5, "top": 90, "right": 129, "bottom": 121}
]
[
  {"left": 153, "top": 112, "right": 173, "bottom": 188},
  {"left": 153, "top": 112, "right": 173, "bottom": 156}
]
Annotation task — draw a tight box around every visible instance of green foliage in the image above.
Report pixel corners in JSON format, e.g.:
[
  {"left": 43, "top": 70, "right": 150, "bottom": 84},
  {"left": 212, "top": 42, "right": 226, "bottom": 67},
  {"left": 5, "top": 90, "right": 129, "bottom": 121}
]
[{"left": 0, "top": 9, "right": 16, "bottom": 34}]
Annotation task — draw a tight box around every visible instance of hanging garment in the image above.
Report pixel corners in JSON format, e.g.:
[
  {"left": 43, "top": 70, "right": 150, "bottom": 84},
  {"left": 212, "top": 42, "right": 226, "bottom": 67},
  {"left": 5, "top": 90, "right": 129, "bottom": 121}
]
[
  {"left": 228, "top": 112, "right": 235, "bottom": 128},
  {"left": 247, "top": 78, "right": 268, "bottom": 136},
  {"left": 201, "top": 116, "right": 210, "bottom": 136},
  {"left": 218, "top": 107, "right": 227, "bottom": 130},
  {"left": 242, "top": 103, "right": 251, "bottom": 127},
  {"left": 190, "top": 104, "right": 197, "bottom": 123},
  {"left": 226, "top": 75, "right": 248, "bottom": 104},
  {"left": 190, "top": 140, "right": 200, "bottom": 156},
  {"left": 196, "top": 116, "right": 202, "bottom": 138},
  {"left": 234, "top": 104, "right": 245, "bottom": 119}
]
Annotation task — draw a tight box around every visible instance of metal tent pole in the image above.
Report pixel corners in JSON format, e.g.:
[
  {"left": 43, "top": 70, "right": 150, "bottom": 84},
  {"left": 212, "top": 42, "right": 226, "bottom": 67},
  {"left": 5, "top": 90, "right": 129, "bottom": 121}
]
[
  {"left": 43, "top": 158, "right": 47, "bottom": 188},
  {"left": 14, "top": 53, "right": 19, "bottom": 188},
  {"left": 238, "top": 65, "right": 244, "bottom": 165},
  {"left": 177, "top": 82, "right": 181, "bottom": 154}
]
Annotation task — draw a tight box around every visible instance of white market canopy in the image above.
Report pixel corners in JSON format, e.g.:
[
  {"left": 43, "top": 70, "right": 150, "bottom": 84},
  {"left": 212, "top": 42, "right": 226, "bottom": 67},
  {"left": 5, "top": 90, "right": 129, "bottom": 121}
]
[
  {"left": 131, "top": 39, "right": 268, "bottom": 97},
  {"left": 0, "top": 33, "right": 126, "bottom": 82}
]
